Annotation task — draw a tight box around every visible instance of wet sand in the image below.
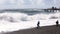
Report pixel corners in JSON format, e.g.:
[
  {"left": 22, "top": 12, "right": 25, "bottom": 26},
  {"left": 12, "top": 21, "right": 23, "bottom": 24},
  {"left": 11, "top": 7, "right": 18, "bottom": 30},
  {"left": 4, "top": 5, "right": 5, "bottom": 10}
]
[{"left": 3, "top": 25, "right": 60, "bottom": 34}]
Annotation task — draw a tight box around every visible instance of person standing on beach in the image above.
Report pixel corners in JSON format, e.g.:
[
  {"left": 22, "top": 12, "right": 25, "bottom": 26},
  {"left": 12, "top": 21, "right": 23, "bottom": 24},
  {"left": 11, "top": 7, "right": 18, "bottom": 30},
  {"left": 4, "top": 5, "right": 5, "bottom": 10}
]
[
  {"left": 37, "top": 21, "right": 40, "bottom": 29},
  {"left": 56, "top": 20, "right": 59, "bottom": 26}
]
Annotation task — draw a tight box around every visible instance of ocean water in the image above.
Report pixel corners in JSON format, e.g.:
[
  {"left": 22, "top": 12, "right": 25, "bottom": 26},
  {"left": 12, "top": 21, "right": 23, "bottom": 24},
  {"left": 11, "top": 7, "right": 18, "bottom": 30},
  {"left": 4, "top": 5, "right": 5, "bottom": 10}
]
[{"left": 0, "top": 10, "right": 60, "bottom": 33}]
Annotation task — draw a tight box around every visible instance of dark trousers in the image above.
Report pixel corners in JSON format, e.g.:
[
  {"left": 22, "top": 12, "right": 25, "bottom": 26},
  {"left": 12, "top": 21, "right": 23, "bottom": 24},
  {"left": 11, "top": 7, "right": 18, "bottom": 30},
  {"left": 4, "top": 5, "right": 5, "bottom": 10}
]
[
  {"left": 56, "top": 23, "right": 59, "bottom": 26},
  {"left": 37, "top": 25, "right": 39, "bottom": 29}
]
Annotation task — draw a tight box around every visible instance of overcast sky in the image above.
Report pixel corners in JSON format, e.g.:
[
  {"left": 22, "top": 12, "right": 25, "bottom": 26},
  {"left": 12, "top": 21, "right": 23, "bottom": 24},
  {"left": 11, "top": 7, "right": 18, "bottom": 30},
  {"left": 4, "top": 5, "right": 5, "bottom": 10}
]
[{"left": 0, "top": 0, "right": 60, "bottom": 9}]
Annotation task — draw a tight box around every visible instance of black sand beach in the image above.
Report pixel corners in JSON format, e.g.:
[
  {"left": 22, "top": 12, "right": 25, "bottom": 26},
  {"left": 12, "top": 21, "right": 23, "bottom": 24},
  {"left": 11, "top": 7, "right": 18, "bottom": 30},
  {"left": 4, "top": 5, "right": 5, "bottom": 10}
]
[{"left": 3, "top": 25, "right": 60, "bottom": 34}]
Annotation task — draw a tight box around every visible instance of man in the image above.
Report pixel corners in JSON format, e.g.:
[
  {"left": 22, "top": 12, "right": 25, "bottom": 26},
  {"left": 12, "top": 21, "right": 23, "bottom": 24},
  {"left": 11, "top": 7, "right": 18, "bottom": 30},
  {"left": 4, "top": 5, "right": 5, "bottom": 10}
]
[
  {"left": 56, "top": 20, "right": 59, "bottom": 26},
  {"left": 37, "top": 21, "right": 40, "bottom": 29}
]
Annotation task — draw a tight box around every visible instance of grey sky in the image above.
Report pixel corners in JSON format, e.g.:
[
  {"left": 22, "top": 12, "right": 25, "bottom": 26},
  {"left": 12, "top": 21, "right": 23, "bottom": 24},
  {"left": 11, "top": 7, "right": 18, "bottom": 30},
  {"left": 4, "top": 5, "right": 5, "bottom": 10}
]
[{"left": 0, "top": 0, "right": 60, "bottom": 9}]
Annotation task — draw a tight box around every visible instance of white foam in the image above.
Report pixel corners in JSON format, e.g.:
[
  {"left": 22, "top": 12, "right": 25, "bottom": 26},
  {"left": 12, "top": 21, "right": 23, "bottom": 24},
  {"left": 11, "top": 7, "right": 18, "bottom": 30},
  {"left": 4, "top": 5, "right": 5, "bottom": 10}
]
[{"left": 0, "top": 12, "right": 60, "bottom": 32}]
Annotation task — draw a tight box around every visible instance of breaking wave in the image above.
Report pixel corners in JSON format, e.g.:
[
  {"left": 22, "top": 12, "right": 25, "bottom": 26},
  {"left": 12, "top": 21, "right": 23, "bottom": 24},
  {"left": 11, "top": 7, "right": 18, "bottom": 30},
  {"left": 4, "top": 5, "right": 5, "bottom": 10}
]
[{"left": 0, "top": 12, "right": 60, "bottom": 33}]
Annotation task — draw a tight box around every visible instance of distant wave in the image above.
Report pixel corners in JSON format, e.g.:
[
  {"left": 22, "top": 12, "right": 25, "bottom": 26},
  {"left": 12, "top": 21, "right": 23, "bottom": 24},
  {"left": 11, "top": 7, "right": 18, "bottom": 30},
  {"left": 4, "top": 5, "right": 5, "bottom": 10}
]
[
  {"left": 0, "top": 12, "right": 59, "bottom": 22},
  {"left": 0, "top": 10, "right": 58, "bottom": 15}
]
